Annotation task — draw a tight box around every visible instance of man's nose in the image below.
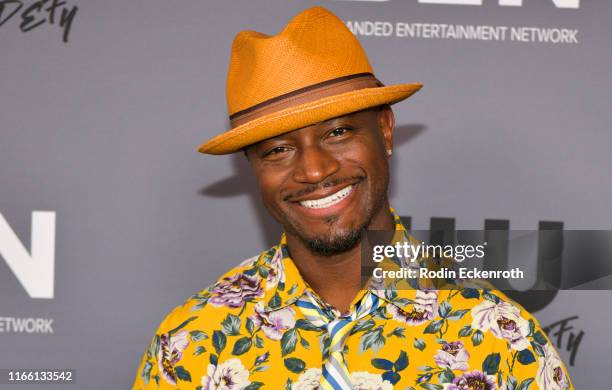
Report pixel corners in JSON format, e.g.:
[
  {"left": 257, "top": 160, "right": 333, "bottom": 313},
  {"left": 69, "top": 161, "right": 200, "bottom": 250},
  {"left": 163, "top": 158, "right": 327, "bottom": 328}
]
[{"left": 292, "top": 145, "right": 340, "bottom": 184}]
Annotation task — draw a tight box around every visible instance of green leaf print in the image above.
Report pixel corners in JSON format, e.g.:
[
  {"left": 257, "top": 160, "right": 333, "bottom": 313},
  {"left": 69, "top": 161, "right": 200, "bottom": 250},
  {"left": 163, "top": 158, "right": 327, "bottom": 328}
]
[
  {"left": 471, "top": 329, "right": 484, "bottom": 346},
  {"left": 213, "top": 330, "right": 227, "bottom": 355},
  {"left": 284, "top": 357, "right": 306, "bottom": 373},
  {"left": 517, "top": 349, "right": 536, "bottom": 365},
  {"left": 174, "top": 366, "right": 192, "bottom": 382},
  {"left": 190, "top": 330, "right": 208, "bottom": 342},
  {"left": 414, "top": 338, "right": 426, "bottom": 351},
  {"left": 281, "top": 328, "right": 298, "bottom": 356},
  {"left": 482, "top": 352, "right": 501, "bottom": 375},
  {"left": 222, "top": 314, "right": 242, "bottom": 336},
  {"left": 371, "top": 358, "right": 394, "bottom": 370},
  {"left": 232, "top": 337, "right": 252, "bottom": 355},
  {"left": 394, "top": 350, "right": 409, "bottom": 371}
]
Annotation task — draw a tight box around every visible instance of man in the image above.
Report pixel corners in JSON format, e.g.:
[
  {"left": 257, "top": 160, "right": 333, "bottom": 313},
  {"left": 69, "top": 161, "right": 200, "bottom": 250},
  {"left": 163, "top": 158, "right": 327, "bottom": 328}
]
[{"left": 134, "top": 7, "right": 573, "bottom": 390}]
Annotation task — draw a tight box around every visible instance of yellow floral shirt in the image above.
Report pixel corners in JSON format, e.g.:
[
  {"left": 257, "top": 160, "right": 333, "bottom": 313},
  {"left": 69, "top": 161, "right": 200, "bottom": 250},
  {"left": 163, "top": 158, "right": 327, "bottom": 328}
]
[{"left": 133, "top": 211, "right": 573, "bottom": 390}]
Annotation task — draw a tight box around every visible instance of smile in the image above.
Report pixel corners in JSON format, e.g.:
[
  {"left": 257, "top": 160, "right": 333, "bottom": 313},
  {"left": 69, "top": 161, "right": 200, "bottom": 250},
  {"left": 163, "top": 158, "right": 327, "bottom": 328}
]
[{"left": 298, "top": 185, "right": 354, "bottom": 209}]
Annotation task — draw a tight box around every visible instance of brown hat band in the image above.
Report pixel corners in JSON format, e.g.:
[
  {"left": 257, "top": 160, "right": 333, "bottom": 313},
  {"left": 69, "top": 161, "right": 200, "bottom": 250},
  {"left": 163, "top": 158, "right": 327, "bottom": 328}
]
[{"left": 229, "top": 72, "right": 383, "bottom": 128}]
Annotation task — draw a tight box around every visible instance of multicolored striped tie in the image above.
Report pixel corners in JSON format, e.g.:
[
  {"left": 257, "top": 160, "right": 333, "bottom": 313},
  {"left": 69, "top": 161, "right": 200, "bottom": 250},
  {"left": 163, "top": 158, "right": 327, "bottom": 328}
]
[{"left": 295, "top": 291, "right": 381, "bottom": 390}]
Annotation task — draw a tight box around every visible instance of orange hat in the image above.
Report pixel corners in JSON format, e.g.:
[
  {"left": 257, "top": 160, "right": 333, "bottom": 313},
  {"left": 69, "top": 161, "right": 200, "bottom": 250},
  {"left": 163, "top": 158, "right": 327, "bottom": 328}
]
[{"left": 197, "top": 6, "right": 422, "bottom": 155}]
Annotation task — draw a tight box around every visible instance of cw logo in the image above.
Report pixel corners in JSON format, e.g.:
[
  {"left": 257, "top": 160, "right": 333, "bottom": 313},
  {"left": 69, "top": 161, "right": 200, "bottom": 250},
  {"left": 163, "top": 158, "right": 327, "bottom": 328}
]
[
  {"left": 0, "top": 211, "right": 55, "bottom": 299},
  {"left": 336, "top": 0, "right": 580, "bottom": 9}
]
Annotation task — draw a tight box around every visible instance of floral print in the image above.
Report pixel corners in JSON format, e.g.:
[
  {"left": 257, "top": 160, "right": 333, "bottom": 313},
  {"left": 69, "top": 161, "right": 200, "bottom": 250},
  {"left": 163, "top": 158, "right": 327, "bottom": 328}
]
[
  {"left": 158, "top": 331, "right": 189, "bottom": 385},
  {"left": 209, "top": 273, "right": 264, "bottom": 309},
  {"left": 349, "top": 371, "right": 393, "bottom": 390},
  {"left": 134, "top": 211, "right": 573, "bottom": 389},
  {"left": 448, "top": 370, "right": 497, "bottom": 390},
  {"left": 290, "top": 370, "right": 393, "bottom": 390},
  {"left": 536, "top": 343, "right": 571, "bottom": 390},
  {"left": 264, "top": 248, "right": 286, "bottom": 290},
  {"left": 291, "top": 368, "right": 321, "bottom": 389},
  {"left": 250, "top": 303, "right": 296, "bottom": 341},
  {"left": 471, "top": 299, "right": 531, "bottom": 351},
  {"left": 386, "top": 289, "right": 438, "bottom": 326},
  {"left": 201, "top": 358, "right": 251, "bottom": 390},
  {"left": 434, "top": 341, "right": 470, "bottom": 371}
]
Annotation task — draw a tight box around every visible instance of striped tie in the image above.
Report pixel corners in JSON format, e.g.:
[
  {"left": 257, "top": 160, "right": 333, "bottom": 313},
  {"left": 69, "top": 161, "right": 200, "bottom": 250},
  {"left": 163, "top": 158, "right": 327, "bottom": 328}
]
[{"left": 295, "top": 291, "right": 381, "bottom": 390}]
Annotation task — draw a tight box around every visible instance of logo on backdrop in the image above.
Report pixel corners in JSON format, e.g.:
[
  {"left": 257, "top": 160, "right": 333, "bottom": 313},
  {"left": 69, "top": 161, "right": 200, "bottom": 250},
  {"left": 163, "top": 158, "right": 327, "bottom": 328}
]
[
  {"left": 398, "top": 216, "right": 612, "bottom": 312},
  {"left": 336, "top": 0, "right": 579, "bottom": 8},
  {"left": 339, "top": 0, "right": 580, "bottom": 43},
  {"left": 0, "top": 0, "right": 78, "bottom": 43},
  {"left": 0, "top": 211, "right": 55, "bottom": 299},
  {"left": 0, "top": 316, "right": 54, "bottom": 334}
]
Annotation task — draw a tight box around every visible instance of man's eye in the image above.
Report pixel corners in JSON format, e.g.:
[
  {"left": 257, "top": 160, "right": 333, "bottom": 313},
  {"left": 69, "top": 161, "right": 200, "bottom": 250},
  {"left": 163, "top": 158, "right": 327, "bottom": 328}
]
[
  {"left": 263, "top": 146, "right": 291, "bottom": 158},
  {"left": 329, "top": 127, "right": 351, "bottom": 137}
]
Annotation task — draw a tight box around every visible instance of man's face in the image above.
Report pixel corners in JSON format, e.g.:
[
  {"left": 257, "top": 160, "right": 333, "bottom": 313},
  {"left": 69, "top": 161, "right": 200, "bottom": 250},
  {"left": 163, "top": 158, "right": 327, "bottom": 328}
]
[{"left": 245, "top": 106, "right": 394, "bottom": 256}]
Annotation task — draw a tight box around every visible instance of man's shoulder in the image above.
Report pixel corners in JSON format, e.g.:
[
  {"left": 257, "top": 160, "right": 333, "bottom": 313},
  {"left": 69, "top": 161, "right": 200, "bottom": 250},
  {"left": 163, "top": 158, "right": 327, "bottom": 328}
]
[
  {"left": 154, "top": 247, "right": 278, "bottom": 336},
  {"left": 134, "top": 249, "right": 281, "bottom": 388}
]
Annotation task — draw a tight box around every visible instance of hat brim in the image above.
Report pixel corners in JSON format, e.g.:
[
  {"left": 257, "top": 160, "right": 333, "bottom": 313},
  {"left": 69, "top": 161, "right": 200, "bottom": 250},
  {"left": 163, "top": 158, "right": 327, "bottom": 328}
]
[{"left": 197, "top": 83, "right": 422, "bottom": 155}]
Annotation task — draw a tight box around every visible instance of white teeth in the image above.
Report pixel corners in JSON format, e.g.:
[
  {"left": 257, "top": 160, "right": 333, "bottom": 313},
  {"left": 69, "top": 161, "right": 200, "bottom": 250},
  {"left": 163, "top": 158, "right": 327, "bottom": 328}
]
[{"left": 299, "top": 185, "right": 354, "bottom": 209}]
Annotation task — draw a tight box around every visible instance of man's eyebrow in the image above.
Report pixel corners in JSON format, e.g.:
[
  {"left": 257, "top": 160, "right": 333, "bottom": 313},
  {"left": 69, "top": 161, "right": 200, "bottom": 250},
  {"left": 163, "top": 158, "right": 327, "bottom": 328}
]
[{"left": 318, "top": 115, "right": 356, "bottom": 127}]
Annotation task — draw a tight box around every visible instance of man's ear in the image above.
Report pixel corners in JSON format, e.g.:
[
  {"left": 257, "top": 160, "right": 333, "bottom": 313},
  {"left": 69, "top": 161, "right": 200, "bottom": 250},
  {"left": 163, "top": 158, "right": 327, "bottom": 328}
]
[{"left": 378, "top": 105, "right": 395, "bottom": 153}]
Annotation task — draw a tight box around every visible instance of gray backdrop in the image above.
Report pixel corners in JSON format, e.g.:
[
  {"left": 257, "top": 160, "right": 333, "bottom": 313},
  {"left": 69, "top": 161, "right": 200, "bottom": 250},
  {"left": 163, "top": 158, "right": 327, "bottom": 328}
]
[{"left": 1, "top": 0, "right": 610, "bottom": 388}]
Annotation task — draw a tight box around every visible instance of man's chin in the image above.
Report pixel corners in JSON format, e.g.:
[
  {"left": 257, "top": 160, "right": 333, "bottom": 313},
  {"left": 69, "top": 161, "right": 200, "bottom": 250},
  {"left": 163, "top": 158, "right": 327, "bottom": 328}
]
[
  {"left": 300, "top": 229, "right": 363, "bottom": 257},
  {"left": 280, "top": 196, "right": 378, "bottom": 256}
]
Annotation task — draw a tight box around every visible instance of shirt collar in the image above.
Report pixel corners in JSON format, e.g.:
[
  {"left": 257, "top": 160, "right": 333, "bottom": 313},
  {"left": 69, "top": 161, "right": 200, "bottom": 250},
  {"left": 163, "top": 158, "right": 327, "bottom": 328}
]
[{"left": 257, "top": 207, "right": 421, "bottom": 314}]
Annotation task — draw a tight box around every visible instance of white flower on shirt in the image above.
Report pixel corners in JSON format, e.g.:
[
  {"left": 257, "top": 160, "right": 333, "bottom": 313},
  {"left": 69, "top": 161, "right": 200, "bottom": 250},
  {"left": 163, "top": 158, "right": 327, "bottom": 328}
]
[
  {"left": 386, "top": 290, "right": 439, "bottom": 326},
  {"left": 157, "top": 330, "right": 189, "bottom": 385},
  {"left": 434, "top": 340, "right": 470, "bottom": 371},
  {"left": 537, "top": 343, "right": 571, "bottom": 390},
  {"left": 471, "top": 299, "right": 530, "bottom": 350},
  {"left": 249, "top": 302, "right": 296, "bottom": 340},
  {"left": 350, "top": 371, "right": 393, "bottom": 390},
  {"left": 292, "top": 368, "right": 321, "bottom": 390},
  {"left": 201, "top": 358, "right": 251, "bottom": 390},
  {"left": 291, "top": 369, "right": 394, "bottom": 389},
  {"left": 265, "top": 247, "right": 286, "bottom": 290}
]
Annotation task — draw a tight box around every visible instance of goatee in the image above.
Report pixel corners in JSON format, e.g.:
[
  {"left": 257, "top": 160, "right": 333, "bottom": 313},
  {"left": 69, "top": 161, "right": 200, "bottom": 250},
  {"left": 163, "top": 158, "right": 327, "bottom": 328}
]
[{"left": 303, "top": 228, "right": 363, "bottom": 256}]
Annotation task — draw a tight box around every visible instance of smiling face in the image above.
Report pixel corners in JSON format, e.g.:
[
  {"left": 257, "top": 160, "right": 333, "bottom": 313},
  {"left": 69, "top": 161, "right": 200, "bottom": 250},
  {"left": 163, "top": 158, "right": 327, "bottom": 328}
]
[{"left": 245, "top": 105, "right": 395, "bottom": 256}]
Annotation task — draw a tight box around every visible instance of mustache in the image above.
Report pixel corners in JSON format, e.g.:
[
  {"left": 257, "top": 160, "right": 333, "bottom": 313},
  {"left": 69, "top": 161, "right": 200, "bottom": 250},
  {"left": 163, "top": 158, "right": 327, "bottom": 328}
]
[{"left": 283, "top": 175, "right": 365, "bottom": 201}]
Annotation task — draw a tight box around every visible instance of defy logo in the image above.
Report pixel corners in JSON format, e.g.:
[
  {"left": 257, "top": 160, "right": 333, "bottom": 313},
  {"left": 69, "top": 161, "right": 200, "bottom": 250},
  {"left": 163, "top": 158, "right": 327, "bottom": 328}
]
[
  {"left": 0, "top": 0, "right": 78, "bottom": 43},
  {"left": 338, "top": 0, "right": 580, "bottom": 8},
  {"left": 0, "top": 211, "right": 55, "bottom": 299}
]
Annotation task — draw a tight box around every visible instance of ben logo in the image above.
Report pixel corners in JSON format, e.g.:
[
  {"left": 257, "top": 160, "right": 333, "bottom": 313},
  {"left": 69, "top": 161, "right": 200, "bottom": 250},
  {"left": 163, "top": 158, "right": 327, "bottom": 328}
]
[
  {"left": 0, "top": 211, "right": 55, "bottom": 299},
  {"left": 337, "top": 0, "right": 580, "bottom": 8}
]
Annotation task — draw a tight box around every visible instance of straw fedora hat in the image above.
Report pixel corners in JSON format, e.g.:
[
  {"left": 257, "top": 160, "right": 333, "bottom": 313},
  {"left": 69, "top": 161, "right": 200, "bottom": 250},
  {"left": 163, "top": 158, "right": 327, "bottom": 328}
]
[{"left": 197, "top": 6, "right": 422, "bottom": 155}]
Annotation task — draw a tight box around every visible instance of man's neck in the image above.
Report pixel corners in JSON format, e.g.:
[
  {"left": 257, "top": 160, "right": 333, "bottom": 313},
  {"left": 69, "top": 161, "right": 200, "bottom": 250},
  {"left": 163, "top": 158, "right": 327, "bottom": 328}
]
[{"left": 285, "top": 202, "right": 394, "bottom": 313}]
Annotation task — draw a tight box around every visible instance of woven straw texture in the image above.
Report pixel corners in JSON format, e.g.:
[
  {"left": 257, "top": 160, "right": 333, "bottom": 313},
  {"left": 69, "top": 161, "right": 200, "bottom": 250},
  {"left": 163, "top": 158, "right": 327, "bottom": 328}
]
[{"left": 198, "top": 6, "right": 422, "bottom": 155}]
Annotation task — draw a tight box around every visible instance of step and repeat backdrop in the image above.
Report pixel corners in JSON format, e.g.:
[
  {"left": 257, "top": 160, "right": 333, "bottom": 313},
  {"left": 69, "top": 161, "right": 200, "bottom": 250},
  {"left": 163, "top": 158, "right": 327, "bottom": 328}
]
[{"left": 1, "top": 0, "right": 610, "bottom": 388}]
